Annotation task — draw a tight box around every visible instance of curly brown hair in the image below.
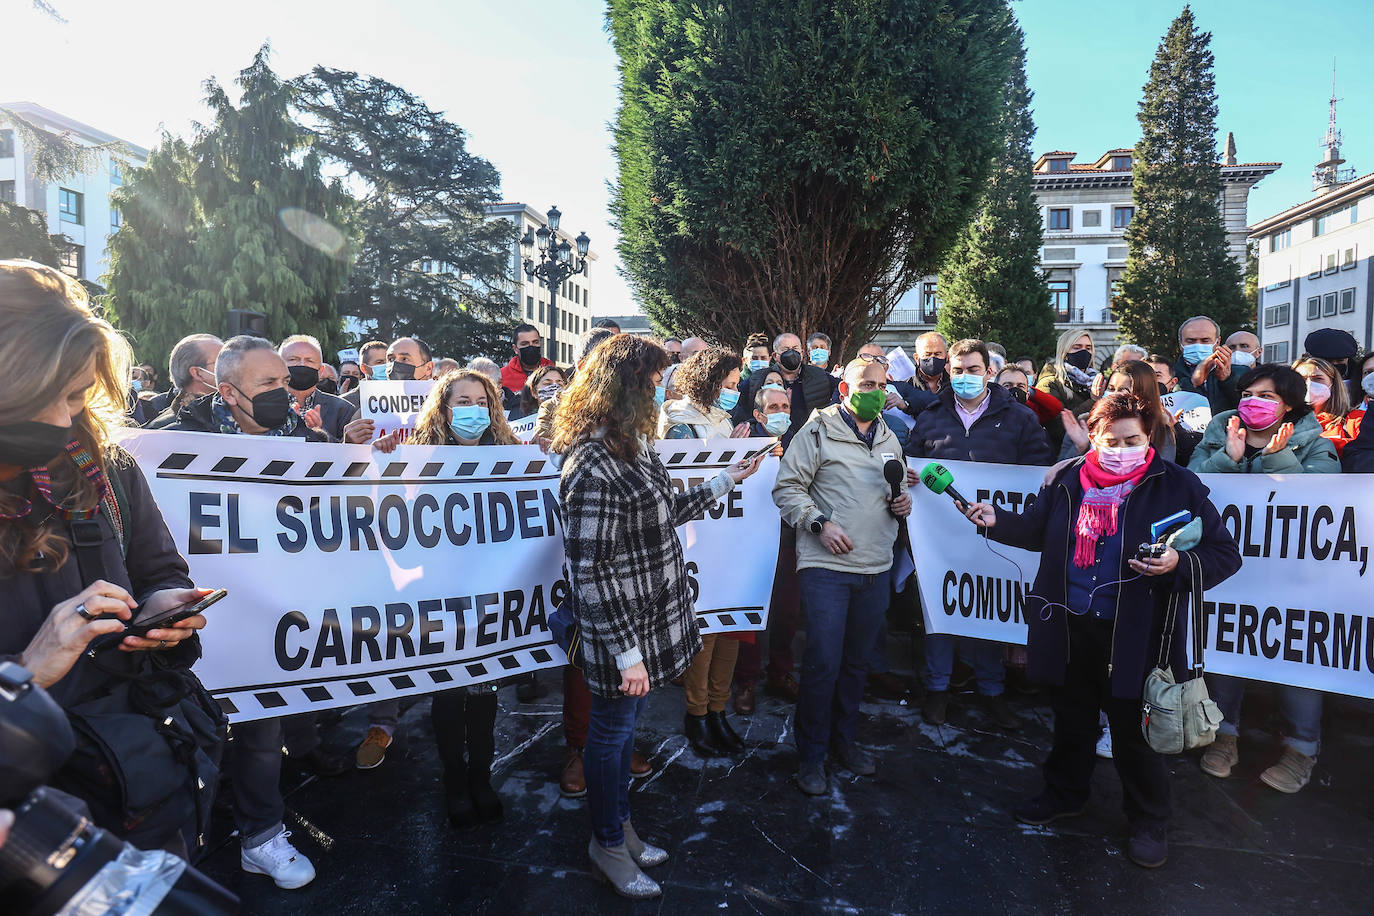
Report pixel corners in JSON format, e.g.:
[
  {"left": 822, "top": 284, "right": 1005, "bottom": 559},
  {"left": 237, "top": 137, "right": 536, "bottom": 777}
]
[
  {"left": 674, "top": 347, "right": 742, "bottom": 412},
  {"left": 550, "top": 335, "right": 669, "bottom": 463},
  {"left": 412, "top": 369, "right": 519, "bottom": 446}
]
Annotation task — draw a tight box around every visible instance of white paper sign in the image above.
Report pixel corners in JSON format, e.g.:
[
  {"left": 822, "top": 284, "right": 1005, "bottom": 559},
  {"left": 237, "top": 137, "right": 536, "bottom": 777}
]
[
  {"left": 336, "top": 347, "right": 361, "bottom": 366},
  {"left": 886, "top": 346, "right": 917, "bottom": 382},
  {"left": 121, "top": 432, "right": 780, "bottom": 722},
  {"left": 1160, "top": 391, "right": 1213, "bottom": 433},
  {"left": 509, "top": 413, "right": 539, "bottom": 443},
  {"left": 358, "top": 380, "right": 436, "bottom": 441}
]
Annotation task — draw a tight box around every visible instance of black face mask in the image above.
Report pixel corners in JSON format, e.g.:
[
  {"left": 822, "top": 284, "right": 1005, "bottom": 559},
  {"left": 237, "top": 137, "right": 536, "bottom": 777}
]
[
  {"left": 0, "top": 421, "right": 73, "bottom": 468},
  {"left": 669, "top": 353, "right": 681, "bottom": 364},
  {"left": 316, "top": 378, "right": 339, "bottom": 396},
  {"left": 387, "top": 361, "right": 417, "bottom": 381},
  {"left": 340, "top": 376, "right": 360, "bottom": 393},
  {"left": 1007, "top": 387, "right": 1028, "bottom": 405},
  {"left": 518, "top": 344, "right": 543, "bottom": 370},
  {"left": 919, "top": 356, "right": 947, "bottom": 378},
  {"left": 287, "top": 365, "right": 320, "bottom": 392},
  {"left": 778, "top": 350, "right": 803, "bottom": 372},
  {"left": 233, "top": 385, "right": 292, "bottom": 430},
  {"left": 1064, "top": 349, "right": 1094, "bottom": 372}
]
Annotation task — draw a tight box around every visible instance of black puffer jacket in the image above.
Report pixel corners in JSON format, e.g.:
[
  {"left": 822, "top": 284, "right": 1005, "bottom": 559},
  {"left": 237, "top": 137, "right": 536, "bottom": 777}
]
[
  {"left": 903, "top": 383, "right": 1053, "bottom": 466},
  {"left": 168, "top": 393, "right": 330, "bottom": 442}
]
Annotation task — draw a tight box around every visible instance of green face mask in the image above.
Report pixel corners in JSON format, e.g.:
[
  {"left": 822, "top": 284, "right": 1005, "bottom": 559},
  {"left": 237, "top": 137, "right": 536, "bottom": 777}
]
[{"left": 848, "top": 388, "right": 885, "bottom": 421}]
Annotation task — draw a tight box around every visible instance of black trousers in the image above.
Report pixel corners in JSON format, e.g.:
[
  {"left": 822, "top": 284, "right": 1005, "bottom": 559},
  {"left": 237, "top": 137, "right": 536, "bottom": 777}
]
[
  {"left": 431, "top": 688, "right": 498, "bottom": 792},
  {"left": 1043, "top": 614, "right": 1170, "bottom": 827}
]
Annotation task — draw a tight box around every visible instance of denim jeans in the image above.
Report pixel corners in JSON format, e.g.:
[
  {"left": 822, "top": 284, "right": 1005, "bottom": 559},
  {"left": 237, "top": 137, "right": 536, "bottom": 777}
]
[
  {"left": 366, "top": 698, "right": 401, "bottom": 735},
  {"left": 230, "top": 718, "right": 286, "bottom": 848},
  {"left": 1208, "top": 674, "right": 1323, "bottom": 757},
  {"left": 923, "top": 634, "right": 1006, "bottom": 696},
  {"left": 586, "top": 693, "right": 648, "bottom": 848},
  {"left": 794, "top": 566, "right": 891, "bottom": 764}
]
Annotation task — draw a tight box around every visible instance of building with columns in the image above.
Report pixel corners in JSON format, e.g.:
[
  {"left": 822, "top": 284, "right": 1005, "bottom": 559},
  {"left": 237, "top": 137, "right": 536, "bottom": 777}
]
[{"left": 874, "top": 141, "right": 1280, "bottom": 357}]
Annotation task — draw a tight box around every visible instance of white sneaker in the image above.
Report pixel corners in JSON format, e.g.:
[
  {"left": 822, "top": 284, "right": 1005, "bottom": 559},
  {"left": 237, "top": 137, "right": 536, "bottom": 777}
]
[
  {"left": 241, "top": 829, "right": 316, "bottom": 889},
  {"left": 1095, "top": 727, "right": 1113, "bottom": 759}
]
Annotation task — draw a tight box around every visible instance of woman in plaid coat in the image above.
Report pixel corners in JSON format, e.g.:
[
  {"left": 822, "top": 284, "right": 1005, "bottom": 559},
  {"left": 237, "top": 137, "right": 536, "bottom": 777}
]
[{"left": 552, "top": 335, "right": 762, "bottom": 899}]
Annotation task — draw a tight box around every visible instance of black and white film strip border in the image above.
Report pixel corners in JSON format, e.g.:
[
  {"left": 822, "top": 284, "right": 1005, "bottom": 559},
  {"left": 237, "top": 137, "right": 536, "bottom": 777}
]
[
  {"left": 156, "top": 451, "right": 557, "bottom": 483},
  {"left": 660, "top": 446, "right": 752, "bottom": 468},
  {"left": 213, "top": 641, "right": 564, "bottom": 716},
  {"left": 697, "top": 609, "right": 765, "bottom": 633}
]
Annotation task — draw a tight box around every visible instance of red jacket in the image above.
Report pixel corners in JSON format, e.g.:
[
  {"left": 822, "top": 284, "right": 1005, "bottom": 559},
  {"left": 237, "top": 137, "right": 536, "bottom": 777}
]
[{"left": 500, "top": 355, "right": 554, "bottom": 397}]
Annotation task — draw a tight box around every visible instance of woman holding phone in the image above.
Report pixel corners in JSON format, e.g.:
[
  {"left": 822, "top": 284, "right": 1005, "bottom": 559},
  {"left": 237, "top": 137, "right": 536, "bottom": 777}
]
[
  {"left": 0, "top": 260, "right": 215, "bottom": 854},
  {"left": 958, "top": 393, "right": 1241, "bottom": 869},
  {"left": 553, "top": 335, "right": 762, "bottom": 899}
]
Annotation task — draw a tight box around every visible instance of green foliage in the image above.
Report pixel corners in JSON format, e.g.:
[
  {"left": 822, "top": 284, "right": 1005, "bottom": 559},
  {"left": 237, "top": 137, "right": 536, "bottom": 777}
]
[
  {"left": 293, "top": 67, "right": 516, "bottom": 361},
  {"left": 0, "top": 105, "right": 125, "bottom": 186},
  {"left": 607, "top": 0, "right": 1017, "bottom": 354},
  {"left": 106, "top": 46, "right": 354, "bottom": 369},
  {"left": 0, "top": 201, "right": 70, "bottom": 267},
  {"left": 935, "top": 30, "right": 1054, "bottom": 360},
  {"left": 1115, "top": 6, "right": 1246, "bottom": 357}
]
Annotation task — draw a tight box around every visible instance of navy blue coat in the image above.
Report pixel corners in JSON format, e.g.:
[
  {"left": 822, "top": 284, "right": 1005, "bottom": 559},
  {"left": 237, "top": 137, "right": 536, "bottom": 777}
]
[
  {"left": 989, "top": 453, "right": 1242, "bottom": 698},
  {"left": 903, "top": 383, "right": 1053, "bottom": 466}
]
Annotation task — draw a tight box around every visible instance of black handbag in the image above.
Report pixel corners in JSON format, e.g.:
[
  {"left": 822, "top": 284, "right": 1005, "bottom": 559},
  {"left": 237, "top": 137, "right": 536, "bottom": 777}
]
[{"left": 548, "top": 574, "right": 583, "bottom": 670}]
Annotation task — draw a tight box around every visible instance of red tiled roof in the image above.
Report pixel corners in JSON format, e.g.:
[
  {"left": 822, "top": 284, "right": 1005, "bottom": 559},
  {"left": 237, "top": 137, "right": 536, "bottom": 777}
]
[
  {"left": 1105, "top": 148, "right": 1134, "bottom": 154},
  {"left": 1040, "top": 151, "right": 1075, "bottom": 157}
]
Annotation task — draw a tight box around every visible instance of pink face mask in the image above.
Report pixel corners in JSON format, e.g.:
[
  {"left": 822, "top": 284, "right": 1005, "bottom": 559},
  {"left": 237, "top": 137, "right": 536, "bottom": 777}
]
[{"left": 1237, "top": 396, "right": 1283, "bottom": 430}]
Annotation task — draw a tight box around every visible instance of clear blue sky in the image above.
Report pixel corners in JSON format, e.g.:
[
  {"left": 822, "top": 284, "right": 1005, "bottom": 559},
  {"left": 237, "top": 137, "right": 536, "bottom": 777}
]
[{"left": 3, "top": 0, "right": 1371, "bottom": 318}]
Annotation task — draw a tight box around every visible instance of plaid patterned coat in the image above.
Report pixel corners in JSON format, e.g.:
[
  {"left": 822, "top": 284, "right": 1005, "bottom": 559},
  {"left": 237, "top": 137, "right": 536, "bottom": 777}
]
[{"left": 560, "top": 438, "right": 732, "bottom": 698}]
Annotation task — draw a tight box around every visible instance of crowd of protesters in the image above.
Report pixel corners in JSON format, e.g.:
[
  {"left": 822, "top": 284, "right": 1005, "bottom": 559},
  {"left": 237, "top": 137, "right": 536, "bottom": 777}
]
[{"left": 4, "top": 255, "right": 1373, "bottom": 898}]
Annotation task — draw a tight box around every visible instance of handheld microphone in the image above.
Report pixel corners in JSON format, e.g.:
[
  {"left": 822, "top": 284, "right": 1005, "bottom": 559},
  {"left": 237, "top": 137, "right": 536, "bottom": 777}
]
[
  {"left": 882, "top": 459, "right": 905, "bottom": 505},
  {"left": 919, "top": 462, "right": 970, "bottom": 508}
]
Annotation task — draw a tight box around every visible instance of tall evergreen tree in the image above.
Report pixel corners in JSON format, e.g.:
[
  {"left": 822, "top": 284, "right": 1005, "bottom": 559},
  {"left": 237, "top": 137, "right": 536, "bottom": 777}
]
[
  {"left": 1114, "top": 6, "right": 1245, "bottom": 356},
  {"left": 0, "top": 201, "right": 70, "bottom": 267},
  {"left": 107, "top": 47, "right": 354, "bottom": 369},
  {"left": 935, "top": 31, "right": 1054, "bottom": 360},
  {"left": 293, "top": 68, "right": 516, "bottom": 361},
  {"left": 607, "top": 0, "right": 1016, "bottom": 354}
]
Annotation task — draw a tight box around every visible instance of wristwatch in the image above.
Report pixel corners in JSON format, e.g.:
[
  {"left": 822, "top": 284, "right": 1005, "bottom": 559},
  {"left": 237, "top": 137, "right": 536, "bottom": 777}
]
[{"left": 810, "top": 515, "right": 828, "bottom": 534}]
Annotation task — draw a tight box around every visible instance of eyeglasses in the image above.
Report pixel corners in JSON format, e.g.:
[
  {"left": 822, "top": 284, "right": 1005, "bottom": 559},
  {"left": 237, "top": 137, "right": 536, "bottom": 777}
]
[{"left": 858, "top": 353, "right": 890, "bottom": 366}]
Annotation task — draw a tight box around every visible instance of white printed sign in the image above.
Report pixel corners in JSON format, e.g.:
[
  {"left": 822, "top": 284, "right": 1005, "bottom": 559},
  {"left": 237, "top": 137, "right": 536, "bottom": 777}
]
[
  {"left": 886, "top": 346, "right": 917, "bottom": 382},
  {"left": 122, "top": 432, "right": 780, "bottom": 722},
  {"left": 906, "top": 458, "right": 1374, "bottom": 699},
  {"left": 1160, "top": 391, "right": 1213, "bottom": 433},
  {"left": 509, "top": 413, "right": 539, "bottom": 443},
  {"left": 358, "top": 380, "right": 436, "bottom": 441}
]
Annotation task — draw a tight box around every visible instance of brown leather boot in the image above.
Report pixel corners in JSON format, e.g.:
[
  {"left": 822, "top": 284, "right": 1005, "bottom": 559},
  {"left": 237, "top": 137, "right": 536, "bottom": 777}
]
[
  {"left": 629, "top": 750, "right": 653, "bottom": 779},
  {"left": 560, "top": 746, "right": 587, "bottom": 798}
]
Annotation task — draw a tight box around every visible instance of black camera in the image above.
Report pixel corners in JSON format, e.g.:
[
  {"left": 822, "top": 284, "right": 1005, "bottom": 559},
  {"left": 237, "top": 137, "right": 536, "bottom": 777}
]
[
  {"left": 1134, "top": 541, "right": 1167, "bottom": 562},
  {"left": 0, "top": 661, "right": 237, "bottom": 916}
]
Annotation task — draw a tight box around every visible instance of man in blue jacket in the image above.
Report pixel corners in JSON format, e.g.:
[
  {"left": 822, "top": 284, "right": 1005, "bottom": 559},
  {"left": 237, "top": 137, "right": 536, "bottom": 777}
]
[{"left": 904, "top": 339, "right": 1052, "bottom": 729}]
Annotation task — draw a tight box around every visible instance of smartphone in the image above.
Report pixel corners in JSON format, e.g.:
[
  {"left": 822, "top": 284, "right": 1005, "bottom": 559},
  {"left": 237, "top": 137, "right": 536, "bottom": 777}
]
[
  {"left": 127, "top": 588, "right": 227, "bottom": 638},
  {"left": 741, "top": 443, "right": 775, "bottom": 462}
]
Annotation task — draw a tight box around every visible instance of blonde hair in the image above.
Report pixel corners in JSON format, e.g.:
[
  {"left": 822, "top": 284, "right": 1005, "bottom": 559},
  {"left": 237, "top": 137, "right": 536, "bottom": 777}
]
[
  {"left": 411, "top": 368, "right": 518, "bottom": 446},
  {"left": 1052, "top": 328, "right": 1095, "bottom": 384},
  {"left": 0, "top": 259, "right": 133, "bottom": 573},
  {"left": 1292, "top": 355, "right": 1352, "bottom": 419}
]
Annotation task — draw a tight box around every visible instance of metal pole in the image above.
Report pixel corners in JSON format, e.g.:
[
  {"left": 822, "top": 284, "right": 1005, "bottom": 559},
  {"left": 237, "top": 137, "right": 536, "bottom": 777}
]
[{"left": 547, "top": 272, "right": 559, "bottom": 363}]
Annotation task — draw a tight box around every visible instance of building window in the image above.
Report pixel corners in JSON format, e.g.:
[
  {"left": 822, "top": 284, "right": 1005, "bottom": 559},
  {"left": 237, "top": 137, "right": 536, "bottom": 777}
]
[
  {"left": 1340, "top": 287, "right": 1356, "bottom": 314},
  {"left": 1312, "top": 214, "right": 1327, "bottom": 237},
  {"left": 1324, "top": 253, "right": 1338, "bottom": 274},
  {"left": 1263, "top": 303, "right": 1290, "bottom": 328},
  {"left": 59, "top": 245, "right": 83, "bottom": 278},
  {"left": 1306, "top": 296, "right": 1321, "bottom": 320},
  {"left": 1112, "top": 206, "right": 1135, "bottom": 229},
  {"left": 1111, "top": 155, "right": 1132, "bottom": 171},
  {"left": 1048, "top": 159, "right": 1068, "bottom": 173},
  {"left": 919, "top": 281, "right": 939, "bottom": 321},
  {"left": 1269, "top": 228, "right": 1292, "bottom": 252},
  {"left": 526, "top": 296, "right": 534, "bottom": 319},
  {"left": 0, "top": 180, "right": 14, "bottom": 203},
  {"left": 583, "top": 290, "right": 590, "bottom": 310},
  {"left": 58, "top": 189, "right": 83, "bottom": 225},
  {"left": 1082, "top": 210, "right": 1101, "bottom": 228},
  {"left": 1322, "top": 292, "right": 1337, "bottom": 317},
  {"left": 109, "top": 159, "right": 123, "bottom": 186},
  {"left": 1047, "top": 208, "right": 1071, "bottom": 231},
  {"left": 1048, "top": 279, "right": 1073, "bottom": 321},
  {"left": 538, "top": 301, "right": 545, "bottom": 324},
  {"left": 0, "top": 129, "right": 13, "bottom": 157},
  {"left": 1342, "top": 246, "right": 1357, "bottom": 269},
  {"left": 110, "top": 207, "right": 122, "bottom": 231},
  {"left": 1263, "top": 341, "right": 1290, "bottom": 364}
]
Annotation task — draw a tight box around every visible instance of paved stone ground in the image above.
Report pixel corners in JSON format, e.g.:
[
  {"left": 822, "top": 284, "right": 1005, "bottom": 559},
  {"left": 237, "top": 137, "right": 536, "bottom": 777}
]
[{"left": 198, "top": 636, "right": 1374, "bottom": 915}]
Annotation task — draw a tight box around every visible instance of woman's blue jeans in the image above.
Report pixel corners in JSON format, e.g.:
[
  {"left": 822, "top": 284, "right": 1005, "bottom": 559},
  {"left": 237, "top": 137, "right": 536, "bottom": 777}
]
[
  {"left": 585, "top": 692, "right": 648, "bottom": 848},
  {"left": 1207, "top": 673, "right": 1323, "bottom": 757}
]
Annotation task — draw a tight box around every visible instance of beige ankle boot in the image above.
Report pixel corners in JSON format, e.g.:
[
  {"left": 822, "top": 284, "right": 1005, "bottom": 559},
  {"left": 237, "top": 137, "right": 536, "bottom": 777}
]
[
  {"left": 588, "top": 837, "right": 661, "bottom": 899},
  {"left": 622, "top": 820, "right": 669, "bottom": 867}
]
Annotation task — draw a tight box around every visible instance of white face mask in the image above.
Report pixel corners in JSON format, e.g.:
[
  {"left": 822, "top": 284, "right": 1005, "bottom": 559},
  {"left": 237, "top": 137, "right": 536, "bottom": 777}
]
[
  {"left": 1305, "top": 380, "right": 1331, "bottom": 407},
  {"left": 1095, "top": 444, "right": 1150, "bottom": 474}
]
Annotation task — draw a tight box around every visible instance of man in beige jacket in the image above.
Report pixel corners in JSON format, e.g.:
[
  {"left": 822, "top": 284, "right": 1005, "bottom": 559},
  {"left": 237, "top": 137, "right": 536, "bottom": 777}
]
[{"left": 773, "top": 357, "right": 911, "bottom": 796}]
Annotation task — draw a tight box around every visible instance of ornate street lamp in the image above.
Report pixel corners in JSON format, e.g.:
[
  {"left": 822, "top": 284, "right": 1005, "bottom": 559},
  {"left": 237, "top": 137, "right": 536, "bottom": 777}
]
[{"left": 521, "top": 205, "right": 590, "bottom": 362}]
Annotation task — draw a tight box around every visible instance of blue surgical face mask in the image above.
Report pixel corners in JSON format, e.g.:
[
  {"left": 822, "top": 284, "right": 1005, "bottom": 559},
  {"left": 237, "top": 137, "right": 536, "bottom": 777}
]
[
  {"left": 370, "top": 363, "right": 389, "bottom": 381},
  {"left": 1182, "top": 343, "right": 1212, "bottom": 366},
  {"left": 810, "top": 348, "right": 830, "bottom": 365},
  {"left": 762, "top": 382, "right": 784, "bottom": 393},
  {"left": 1230, "top": 350, "right": 1256, "bottom": 369},
  {"left": 449, "top": 404, "right": 491, "bottom": 441},
  {"left": 950, "top": 373, "right": 986, "bottom": 399},
  {"left": 763, "top": 412, "right": 791, "bottom": 437},
  {"left": 716, "top": 388, "right": 740, "bottom": 411},
  {"left": 654, "top": 385, "right": 666, "bottom": 406},
  {"left": 131, "top": 379, "right": 144, "bottom": 392},
  {"left": 748, "top": 359, "right": 768, "bottom": 373},
  {"left": 1363, "top": 372, "right": 1374, "bottom": 398}
]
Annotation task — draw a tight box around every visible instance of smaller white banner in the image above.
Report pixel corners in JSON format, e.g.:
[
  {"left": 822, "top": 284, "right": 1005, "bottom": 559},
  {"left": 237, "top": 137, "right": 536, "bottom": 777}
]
[
  {"left": 886, "top": 346, "right": 917, "bottom": 382},
  {"left": 1160, "top": 391, "right": 1213, "bottom": 433},
  {"left": 336, "top": 347, "right": 361, "bottom": 365},
  {"left": 509, "top": 413, "right": 539, "bottom": 443},
  {"left": 359, "top": 380, "right": 436, "bottom": 441}
]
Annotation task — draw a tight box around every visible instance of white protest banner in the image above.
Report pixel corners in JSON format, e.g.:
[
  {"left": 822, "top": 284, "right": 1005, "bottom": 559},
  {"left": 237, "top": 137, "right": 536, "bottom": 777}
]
[
  {"left": 336, "top": 347, "right": 361, "bottom": 366},
  {"left": 1159, "top": 391, "right": 1212, "bottom": 433},
  {"left": 122, "top": 431, "right": 779, "bottom": 722},
  {"left": 906, "top": 459, "right": 1374, "bottom": 699},
  {"left": 358, "top": 380, "right": 436, "bottom": 441},
  {"left": 509, "top": 413, "right": 539, "bottom": 443},
  {"left": 886, "top": 346, "right": 917, "bottom": 382}
]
